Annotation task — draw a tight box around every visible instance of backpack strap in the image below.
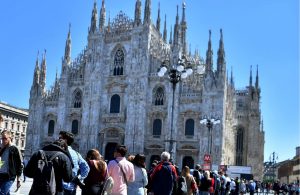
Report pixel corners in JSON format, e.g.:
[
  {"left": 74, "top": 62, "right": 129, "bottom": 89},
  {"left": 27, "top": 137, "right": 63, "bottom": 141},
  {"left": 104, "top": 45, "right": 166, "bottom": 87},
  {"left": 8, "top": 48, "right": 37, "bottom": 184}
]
[
  {"left": 114, "top": 159, "right": 128, "bottom": 185},
  {"left": 49, "top": 151, "right": 62, "bottom": 161},
  {"left": 38, "top": 150, "right": 48, "bottom": 166}
]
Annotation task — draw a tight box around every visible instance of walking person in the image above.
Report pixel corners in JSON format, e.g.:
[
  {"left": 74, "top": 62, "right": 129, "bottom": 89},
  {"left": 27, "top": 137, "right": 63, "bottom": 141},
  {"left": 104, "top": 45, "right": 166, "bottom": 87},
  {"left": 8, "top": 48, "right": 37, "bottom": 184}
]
[
  {"left": 198, "top": 171, "right": 212, "bottom": 195},
  {"left": 24, "top": 139, "right": 73, "bottom": 195},
  {"left": 127, "top": 154, "right": 148, "bottom": 195},
  {"left": 59, "top": 131, "right": 90, "bottom": 195},
  {"left": 0, "top": 130, "right": 23, "bottom": 195},
  {"left": 239, "top": 180, "right": 246, "bottom": 195},
  {"left": 107, "top": 145, "right": 135, "bottom": 195},
  {"left": 181, "top": 166, "right": 198, "bottom": 195},
  {"left": 150, "top": 151, "right": 178, "bottom": 195},
  {"left": 82, "top": 149, "right": 107, "bottom": 195},
  {"left": 249, "top": 180, "right": 256, "bottom": 195},
  {"left": 22, "top": 156, "right": 28, "bottom": 182}
]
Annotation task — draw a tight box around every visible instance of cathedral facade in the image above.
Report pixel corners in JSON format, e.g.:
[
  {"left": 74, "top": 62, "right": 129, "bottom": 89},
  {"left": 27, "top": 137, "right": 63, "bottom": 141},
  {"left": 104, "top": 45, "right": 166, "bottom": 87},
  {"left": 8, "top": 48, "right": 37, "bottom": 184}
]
[{"left": 25, "top": 0, "right": 265, "bottom": 179}]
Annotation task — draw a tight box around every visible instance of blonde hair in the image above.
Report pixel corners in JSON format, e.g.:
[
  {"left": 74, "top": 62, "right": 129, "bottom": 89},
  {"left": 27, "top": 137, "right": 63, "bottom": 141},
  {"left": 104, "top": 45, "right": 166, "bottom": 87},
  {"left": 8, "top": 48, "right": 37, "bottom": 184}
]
[
  {"left": 181, "top": 166, "right": 191, "bottom": 177},
  {"left": 204, "top": 170, "right": 211, "bottom": 179}
]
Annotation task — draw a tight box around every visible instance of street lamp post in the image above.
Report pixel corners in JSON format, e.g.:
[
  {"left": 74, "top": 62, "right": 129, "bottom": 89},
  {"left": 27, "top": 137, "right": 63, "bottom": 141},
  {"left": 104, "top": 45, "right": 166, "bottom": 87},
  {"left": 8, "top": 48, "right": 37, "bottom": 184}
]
[
  {"left": 158, "top": 55, "right": 205, "bottom": 159},
  {"left": 269, "top": 152, "right": 278, "bottom": 182},
  {"left": 200, "top": 117, "right": 220, "bottom": 164}
]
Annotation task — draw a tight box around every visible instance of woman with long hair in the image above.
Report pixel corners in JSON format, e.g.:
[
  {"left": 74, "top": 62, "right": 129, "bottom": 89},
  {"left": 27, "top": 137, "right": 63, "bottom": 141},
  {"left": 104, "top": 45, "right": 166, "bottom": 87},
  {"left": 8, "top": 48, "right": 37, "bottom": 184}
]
[
  {"left": 127, "top": 154, "right": 148, "bottom": 195},
  {"left": 82, "top": 149, "right": 107, "bottom": 195},
  {"left": 181, "top": 166, "right": 198, "bottom": 195}
]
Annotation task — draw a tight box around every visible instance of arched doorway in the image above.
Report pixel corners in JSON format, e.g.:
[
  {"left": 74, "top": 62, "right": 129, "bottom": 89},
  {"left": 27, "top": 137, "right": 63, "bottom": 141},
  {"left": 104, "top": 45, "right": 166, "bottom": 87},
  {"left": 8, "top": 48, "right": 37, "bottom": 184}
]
[
  {"left": 105, "top": 142, "right": 118, "bottom": 161},
  {"left": 182, "top": 156, "right": 194, "bottom": 169}
]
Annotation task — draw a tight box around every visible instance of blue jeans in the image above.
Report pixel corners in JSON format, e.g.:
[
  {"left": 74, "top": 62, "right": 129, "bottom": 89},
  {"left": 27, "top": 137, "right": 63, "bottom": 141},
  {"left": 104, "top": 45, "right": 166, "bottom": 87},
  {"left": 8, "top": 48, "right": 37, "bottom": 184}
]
[{"left": 0, "top": 179, "right": 14, "bottom": 195}]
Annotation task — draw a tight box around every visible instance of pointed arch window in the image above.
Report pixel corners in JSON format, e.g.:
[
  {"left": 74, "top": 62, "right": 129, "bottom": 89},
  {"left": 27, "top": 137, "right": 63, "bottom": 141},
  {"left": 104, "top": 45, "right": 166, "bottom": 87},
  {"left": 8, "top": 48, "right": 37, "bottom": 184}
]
[
  {"left": 185, "top": 119, "right": 194, "bottom": 136},
  {"left": 110, "top": 94, "right": 120, "bottom": 113},
  {"left": 73, "top": 90, "right": 82, "bottom": 108},
  {"left": 113, "top": 49, "right": 124, "bottom": 76},
  {"left": 71, "top": 120, "right": 79, "bottom": 135},
  {"left": 153, "top": 119, "right": 162, "bottom": 137},
  {"left": 48, "top": 120, "right": 55, "bottom": 136},
  {"left": 236, "top": 127, "right": 244, "bottom": 165},
  {"left": 154, "top": 87, "right": 164, "bottom": 106}
]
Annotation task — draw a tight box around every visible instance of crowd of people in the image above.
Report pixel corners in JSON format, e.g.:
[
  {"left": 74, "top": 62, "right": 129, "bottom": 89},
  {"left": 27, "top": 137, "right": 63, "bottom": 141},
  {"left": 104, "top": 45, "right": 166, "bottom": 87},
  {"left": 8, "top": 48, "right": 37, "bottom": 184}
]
[{"left": 0, "top": 129, "right": 299, "bottom": 195}]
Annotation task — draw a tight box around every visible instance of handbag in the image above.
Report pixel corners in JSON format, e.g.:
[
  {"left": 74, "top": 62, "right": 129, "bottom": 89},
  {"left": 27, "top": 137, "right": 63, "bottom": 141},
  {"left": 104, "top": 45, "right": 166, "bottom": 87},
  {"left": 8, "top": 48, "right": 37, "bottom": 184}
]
[{"left": 101, "top": 176, "right": 114, "bottom": 195}]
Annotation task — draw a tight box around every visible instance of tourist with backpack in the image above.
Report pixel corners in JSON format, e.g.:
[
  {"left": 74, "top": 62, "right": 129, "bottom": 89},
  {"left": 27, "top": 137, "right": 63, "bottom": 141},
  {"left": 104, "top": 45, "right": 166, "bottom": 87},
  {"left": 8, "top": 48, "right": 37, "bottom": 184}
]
[
  {"left": 249, "top": 180, "right": 256, "bottom": 195},
  {"left": 58, "top": 131, "right": 90, "bottom": 195},
  {"left": 193, "top": 164, "right": 203, "bottom": 190},
  {"left": 24, "top": 139, "right": 73, "bottom": 195},
  {"left": 0, "top": 130, "right": 23, "bottom": 194},
  {"left": 150, "top": 151, "right": 178, "bottom": 195}
]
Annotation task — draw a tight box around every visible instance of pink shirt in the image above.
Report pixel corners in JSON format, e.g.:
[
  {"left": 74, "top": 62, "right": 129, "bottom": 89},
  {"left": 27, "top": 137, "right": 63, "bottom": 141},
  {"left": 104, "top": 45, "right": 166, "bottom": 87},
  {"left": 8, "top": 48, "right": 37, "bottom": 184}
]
[{"left": 108, "top": 157, "right": 135, "bottom": 195}]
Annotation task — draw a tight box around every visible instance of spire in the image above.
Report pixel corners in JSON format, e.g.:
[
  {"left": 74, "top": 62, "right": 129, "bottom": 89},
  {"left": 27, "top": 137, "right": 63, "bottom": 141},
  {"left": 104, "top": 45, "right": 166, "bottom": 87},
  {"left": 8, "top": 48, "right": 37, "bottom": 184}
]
[
  {"left": 134, "top": 0, "right": 142, "bottom": 27},
  {"left": 143, "top": 0, "right": 151, "bottom": 25},
  {"left": 40, "top": 50, "right": 47, "bottom": 89},
  {"left": 194, "top": 48, "right": 199, "bottom": 59},
  {"left": 181, "top": 2, "right": 187, "bottom": 54},
  {"left": 163, "top": 14, "right": 167, "bottom": 42},
  {"left": 64, "top": 24, "right": 71, "bottom": 65},
  {"left": 169, "top": 25, "right": 173, "bottom": 44},
  {"left": 55, "top": 67, "right": 58, "bottom": 83},
  {"left": 99, "top": 0, "right": 106, "bottom": 32},
  {"left": 217, "top": 29, "right": 226, "bottom": 73},
  {"left": 173, "top": 5, "right": 180, "bottom": 46},
  {"left": 255, "top": 65, "right": 259, "bottom": 89},
  {"left": 156, "top": 2, "right": 161, "bottom": 32},
  {"left": 205, "top": 30, "right": 213, "bottom": 72},
  {"left": 90, "top": 1, "right": 98, "bottom": 33},
  {"left": 230, "top": 66, "right": 234, "bottom": 86},
  {"left": 33, "top": 51, "right": 40, "bottom": 85},
  {"left": 249, "top": 65, "right": 253, "bottom": 86},
  {"left": 107, "top": 12, "right": 111, "bottom": 32}
]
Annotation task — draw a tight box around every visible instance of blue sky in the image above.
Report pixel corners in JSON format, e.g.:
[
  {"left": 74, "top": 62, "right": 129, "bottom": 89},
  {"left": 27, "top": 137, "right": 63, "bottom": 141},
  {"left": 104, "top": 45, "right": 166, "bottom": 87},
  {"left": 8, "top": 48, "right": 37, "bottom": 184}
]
[{"left": 0, "top": 0, "right": 299, "bottom": 163}]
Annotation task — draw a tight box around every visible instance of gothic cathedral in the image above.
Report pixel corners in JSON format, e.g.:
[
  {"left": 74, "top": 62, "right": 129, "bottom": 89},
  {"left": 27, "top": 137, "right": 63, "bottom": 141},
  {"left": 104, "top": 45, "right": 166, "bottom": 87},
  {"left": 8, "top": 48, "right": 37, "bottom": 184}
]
[{"left": 26, "top": 0, "right": 265, "bottom": 179}]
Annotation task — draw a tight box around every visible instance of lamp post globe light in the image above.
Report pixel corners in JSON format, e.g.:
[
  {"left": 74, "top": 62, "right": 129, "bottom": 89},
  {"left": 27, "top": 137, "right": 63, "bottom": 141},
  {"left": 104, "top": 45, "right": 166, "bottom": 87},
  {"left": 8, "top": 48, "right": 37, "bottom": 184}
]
[
  {"left": 158, "top": 55, "right": 206, "bottom": 159},
  {"left": 200, "top": 117, "right": 221, "bottom": 164}
]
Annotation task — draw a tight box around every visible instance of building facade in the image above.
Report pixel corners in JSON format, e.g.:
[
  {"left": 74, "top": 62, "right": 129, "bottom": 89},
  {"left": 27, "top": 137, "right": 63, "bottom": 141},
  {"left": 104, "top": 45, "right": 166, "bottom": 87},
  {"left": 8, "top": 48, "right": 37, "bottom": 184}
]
[
  {"left": 278, "top": 146, "right": 300, "bottom": 184},
  {"left": 25, "top": 0, "right": 265, "bottom": 178},
  {"left": 0, "top": 101, "right": 28, "bottom": 153}
]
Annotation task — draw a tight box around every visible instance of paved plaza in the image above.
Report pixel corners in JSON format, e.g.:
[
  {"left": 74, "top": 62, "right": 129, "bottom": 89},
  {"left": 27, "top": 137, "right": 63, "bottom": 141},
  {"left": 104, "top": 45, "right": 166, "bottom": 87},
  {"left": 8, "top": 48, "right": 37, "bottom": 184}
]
[{"left": 10, "top": 177, "right": 82, "bottom": 195}]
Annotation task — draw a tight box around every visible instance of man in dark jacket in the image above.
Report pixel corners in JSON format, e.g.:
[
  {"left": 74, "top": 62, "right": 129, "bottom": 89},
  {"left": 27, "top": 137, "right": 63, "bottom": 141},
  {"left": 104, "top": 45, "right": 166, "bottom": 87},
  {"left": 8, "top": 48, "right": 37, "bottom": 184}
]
[
  {"left": 0, "top": 130, "right": 23, "bottom": 194},
  {"left": 24, "top": 139, "right": 73, "bottom": 195},
  {"left": 150, "top": 151, "right": 178, "bottom": 195}
]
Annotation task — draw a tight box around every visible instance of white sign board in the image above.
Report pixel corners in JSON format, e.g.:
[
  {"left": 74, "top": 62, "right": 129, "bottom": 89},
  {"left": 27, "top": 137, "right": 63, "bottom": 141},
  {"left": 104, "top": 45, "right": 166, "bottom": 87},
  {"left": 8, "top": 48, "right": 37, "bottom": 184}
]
[{"left": 227, "top": 165, "right": 251, "bottom": 174}]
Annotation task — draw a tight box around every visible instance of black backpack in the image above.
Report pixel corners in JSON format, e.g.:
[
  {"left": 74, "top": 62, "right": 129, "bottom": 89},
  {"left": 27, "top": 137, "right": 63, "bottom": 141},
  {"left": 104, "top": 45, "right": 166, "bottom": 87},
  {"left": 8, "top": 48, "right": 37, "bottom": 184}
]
[
  {"left": 30, "top": 150, "right": 60, "bottom": 195},
  {"left": 177, "top": 176, "right": 188, "bottom": 194}
]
